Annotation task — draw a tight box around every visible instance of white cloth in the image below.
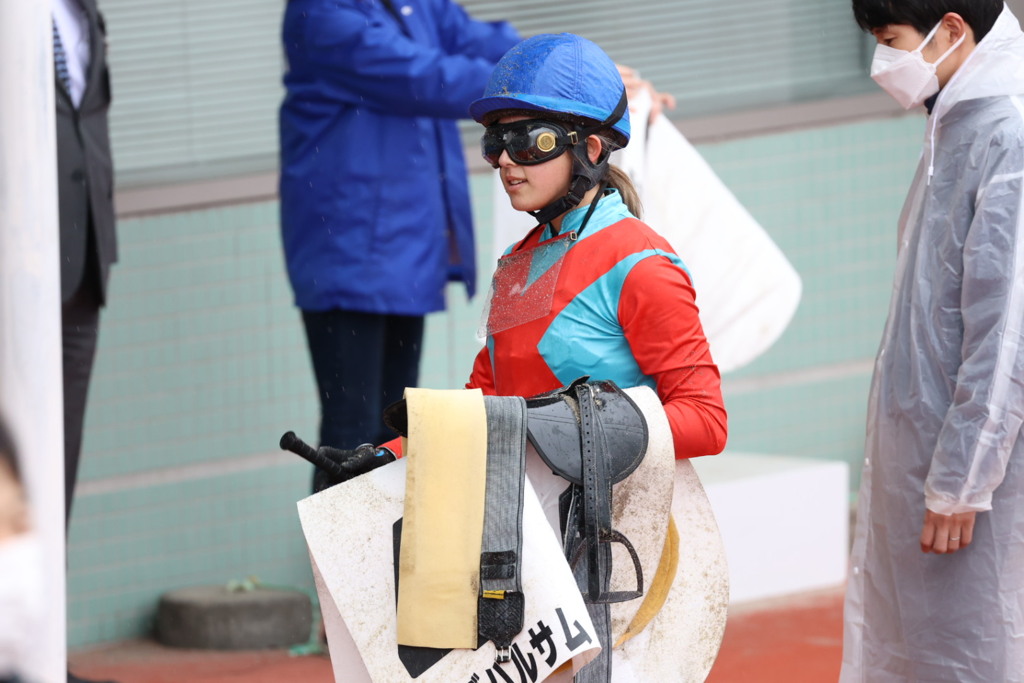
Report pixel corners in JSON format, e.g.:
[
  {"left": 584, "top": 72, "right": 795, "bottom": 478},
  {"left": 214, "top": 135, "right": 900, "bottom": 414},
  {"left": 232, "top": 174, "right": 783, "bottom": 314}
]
[
  {"left": 842, "top": 6, "right": 1024, "bottom": 681},
  {"left": 614, "top": 110, "right": 802, "bottom": 374},
  {"left": 52, "top": 0, "right": 91, "bottom": 107}
]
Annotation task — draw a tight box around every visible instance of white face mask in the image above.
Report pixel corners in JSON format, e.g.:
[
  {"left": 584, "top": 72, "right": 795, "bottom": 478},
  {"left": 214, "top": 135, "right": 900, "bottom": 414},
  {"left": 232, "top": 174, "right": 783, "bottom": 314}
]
[{"left": 870, "top": 21, "right": 967, "bottom": 110}]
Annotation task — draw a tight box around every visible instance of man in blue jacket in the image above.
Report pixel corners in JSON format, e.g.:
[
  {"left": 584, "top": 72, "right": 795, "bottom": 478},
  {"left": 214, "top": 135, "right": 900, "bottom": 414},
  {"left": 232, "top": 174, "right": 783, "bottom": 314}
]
[{"left": 279, "top": 0, "right": 519, "bottom": 488}]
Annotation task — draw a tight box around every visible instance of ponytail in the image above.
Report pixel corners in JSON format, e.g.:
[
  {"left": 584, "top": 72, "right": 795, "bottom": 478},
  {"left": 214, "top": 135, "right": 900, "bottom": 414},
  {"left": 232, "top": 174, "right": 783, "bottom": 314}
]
[
  {"left": 590, "top": 129, "right": 642, "bottom": 219},
  {"left": 605, "top": 164, "right": 643, "bottom": 219}
]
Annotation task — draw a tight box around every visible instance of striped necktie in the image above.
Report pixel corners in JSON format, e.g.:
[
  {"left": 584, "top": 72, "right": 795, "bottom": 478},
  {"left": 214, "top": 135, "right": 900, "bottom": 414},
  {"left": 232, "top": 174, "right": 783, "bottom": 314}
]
[{"left": 52, "top": 19, "right": 72, "bottom": 95}]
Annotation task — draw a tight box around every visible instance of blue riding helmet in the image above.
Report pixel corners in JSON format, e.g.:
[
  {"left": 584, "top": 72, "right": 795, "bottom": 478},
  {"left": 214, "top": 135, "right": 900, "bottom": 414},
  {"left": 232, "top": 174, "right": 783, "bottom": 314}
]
[
  {"left": 471, "top": 34, "right": 630, "bottom": 229},
  {"left": 469, "top": 33, "right": 630, "bottom": 145}
]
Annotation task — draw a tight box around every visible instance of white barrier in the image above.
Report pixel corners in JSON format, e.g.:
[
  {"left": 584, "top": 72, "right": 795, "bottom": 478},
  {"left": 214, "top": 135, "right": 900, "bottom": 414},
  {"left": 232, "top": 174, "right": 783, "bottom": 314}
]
[
  {"left": 0, "top": 1, "right": 66, "bottom": 680},
  {"left": 692, "top": 452, "right": 849, "bottom": 604}
]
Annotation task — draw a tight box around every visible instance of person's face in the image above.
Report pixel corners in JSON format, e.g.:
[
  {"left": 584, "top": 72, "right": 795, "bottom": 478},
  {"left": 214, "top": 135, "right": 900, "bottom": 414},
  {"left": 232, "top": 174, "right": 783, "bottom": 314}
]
[
  {"left": 871, "top": 15, "right": 971, "bottom": 88},
  {"left": 871, "top": 23, "right": 932, "bottom": 52},
  {"left": 0, "top": 460, "right": 28, "bottom": 543},
  {"left": 494, "top": 115, "right": 576, "bottom": 214}
]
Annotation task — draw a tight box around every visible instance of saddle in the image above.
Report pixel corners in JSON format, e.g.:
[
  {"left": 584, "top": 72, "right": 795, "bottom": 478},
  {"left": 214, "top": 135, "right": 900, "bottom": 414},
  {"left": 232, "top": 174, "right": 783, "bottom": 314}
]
[{"left": 524, "top": 377, "right": 648, "bottom": 604}]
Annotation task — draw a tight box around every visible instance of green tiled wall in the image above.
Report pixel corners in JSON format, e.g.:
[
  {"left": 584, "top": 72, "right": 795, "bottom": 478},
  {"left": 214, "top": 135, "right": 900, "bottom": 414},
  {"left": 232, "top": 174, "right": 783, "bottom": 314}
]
[
  {"left": 69, "top": 112, "right": 926, "bottom": 647},
  {"left": 85, "top": 203, "right": 316, "bottom": 479},
  {"left": 699, "top": 117, "right": 924, "bottom": 478},
  {"left": 68, "top": 464, "right": 314, "bottom": 646}
]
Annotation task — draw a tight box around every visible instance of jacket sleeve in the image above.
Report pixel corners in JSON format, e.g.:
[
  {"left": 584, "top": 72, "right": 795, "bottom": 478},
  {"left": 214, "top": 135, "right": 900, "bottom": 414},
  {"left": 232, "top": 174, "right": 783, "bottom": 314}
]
[
  {"left": 298, "top": 1, "right": 517, "bottom": 119},
  {"left": 432, "top": 0, "right": 520, "bottom": 64},
  {"left": 466, "top": 345, "right": 497, "bottom": 395},
  {"left": 618, "top": 255, "right": 728, "bottom": 459},
  {"left": 924, "top": 129, "right": 1024, "bottom": 514}
]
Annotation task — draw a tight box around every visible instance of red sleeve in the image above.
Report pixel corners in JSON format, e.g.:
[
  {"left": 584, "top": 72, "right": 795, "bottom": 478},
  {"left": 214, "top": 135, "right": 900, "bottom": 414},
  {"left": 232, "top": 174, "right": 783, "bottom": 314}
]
[
  {"left": 619, "top": 255, "right": 728, "bottom": 459},
  {"left": 465, "top": 345, "right": 497, "bottom": 395},
  {"left": 381, "top": 436, "right": 404, "bottom": 457}
]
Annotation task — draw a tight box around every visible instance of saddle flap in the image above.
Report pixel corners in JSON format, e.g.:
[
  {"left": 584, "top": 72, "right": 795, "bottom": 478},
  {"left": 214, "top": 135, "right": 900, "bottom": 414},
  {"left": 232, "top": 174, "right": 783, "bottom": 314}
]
[
  {"left": 525, "top": 397, "right": 585, "bottom": 484},
  {"left": 526, "top": 379, "right": 648, "bottom": 485}
]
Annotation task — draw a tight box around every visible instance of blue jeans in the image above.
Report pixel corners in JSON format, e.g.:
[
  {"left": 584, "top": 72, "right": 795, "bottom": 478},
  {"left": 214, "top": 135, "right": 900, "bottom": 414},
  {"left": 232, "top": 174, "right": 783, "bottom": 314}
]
[{"left": 301, "top": 309, "right": 423, "bottom": 452}]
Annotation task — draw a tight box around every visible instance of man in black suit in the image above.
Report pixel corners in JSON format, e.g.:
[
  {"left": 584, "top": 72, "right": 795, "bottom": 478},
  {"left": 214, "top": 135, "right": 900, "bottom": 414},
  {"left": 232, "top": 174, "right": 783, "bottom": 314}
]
[
  {"left": 53, "top": 0, "right": 116, "bottom": 527},
  {"left": 54, "top": 2, "right": 118, "bottom": 681},
  {"left": 56, "top": 3, "right": 120, "bottom": 679}
]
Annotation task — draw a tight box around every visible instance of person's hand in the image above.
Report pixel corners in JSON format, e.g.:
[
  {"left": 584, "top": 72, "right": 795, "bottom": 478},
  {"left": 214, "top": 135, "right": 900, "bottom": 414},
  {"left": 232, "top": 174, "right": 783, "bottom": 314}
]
[
  {"left": 616, "top": 64, "right": 677, "bottom": 124},
  {"left": 920, "top": 509, "right": 976, "bottom": 554},
  {"left": 312, "top": 444, "right": 396, "bottom": 493}
]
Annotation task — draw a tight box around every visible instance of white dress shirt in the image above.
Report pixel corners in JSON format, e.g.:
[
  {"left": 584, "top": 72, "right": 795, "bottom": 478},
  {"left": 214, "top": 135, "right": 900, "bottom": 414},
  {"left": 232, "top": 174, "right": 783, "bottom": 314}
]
[{"left": 52, "top": 0, "right": 91, "bottom": 108}]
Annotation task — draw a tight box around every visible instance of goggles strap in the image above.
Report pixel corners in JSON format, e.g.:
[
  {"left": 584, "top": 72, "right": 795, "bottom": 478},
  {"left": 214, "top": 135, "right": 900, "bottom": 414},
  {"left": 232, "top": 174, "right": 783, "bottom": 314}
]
[{"left": 524, "top": 88, "right": 628, "bottom": 232}]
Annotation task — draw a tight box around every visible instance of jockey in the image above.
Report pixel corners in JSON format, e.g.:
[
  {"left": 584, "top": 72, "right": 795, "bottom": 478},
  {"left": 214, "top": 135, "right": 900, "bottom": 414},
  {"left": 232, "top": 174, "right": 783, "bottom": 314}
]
[{"left": 465, "top": 32, "right": 726, "bottom": 461}]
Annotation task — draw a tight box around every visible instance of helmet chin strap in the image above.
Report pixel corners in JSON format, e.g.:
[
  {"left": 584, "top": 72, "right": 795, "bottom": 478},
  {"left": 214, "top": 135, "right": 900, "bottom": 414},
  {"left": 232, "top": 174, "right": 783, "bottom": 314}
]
[
  {"left": 529, "top": 176, "right": 593, "bottom": 227},
  {"left": 528, "top": 89, "right": 628, "bottom": 231}
]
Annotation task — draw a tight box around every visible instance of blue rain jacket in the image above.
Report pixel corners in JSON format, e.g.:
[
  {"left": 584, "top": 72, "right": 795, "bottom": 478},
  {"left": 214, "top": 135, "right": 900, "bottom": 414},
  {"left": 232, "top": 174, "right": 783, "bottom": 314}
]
[{"left": 280, "top": 0, "right": 519, "bottom": 314}]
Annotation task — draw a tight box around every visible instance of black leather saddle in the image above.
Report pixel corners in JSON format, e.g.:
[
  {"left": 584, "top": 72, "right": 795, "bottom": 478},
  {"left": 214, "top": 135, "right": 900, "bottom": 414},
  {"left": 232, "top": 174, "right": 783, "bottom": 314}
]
[{"left": 525, "top": 377, "right": 648, "bottom": 603}]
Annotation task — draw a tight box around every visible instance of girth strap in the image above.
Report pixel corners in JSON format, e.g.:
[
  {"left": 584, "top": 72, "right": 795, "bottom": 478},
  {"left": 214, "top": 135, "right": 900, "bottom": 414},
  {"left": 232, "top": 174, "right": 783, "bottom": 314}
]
[
  {"left": 564, "top": 383, "right": 645, "bottom": 683},
  {"left": 567, "top": 382, "right": 644, "bottom": 604},
  {"left": 579, "top": 384, "right": 605, "bottom": 600},
  {"left": 478, "top": 396, "right": 528, "bottom": 665}
]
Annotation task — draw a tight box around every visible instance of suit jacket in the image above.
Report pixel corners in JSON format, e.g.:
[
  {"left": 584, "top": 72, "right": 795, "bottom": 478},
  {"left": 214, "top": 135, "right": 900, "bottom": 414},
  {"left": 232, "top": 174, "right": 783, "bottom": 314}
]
[{"left": 55, "top": 0, "right": 116, "bottom": 304}]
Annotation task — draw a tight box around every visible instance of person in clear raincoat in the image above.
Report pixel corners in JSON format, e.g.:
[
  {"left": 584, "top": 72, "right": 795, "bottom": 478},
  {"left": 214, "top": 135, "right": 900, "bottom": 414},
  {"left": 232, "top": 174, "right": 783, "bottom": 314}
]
[{"left": 842, "top": 1, "right": 1024, "bottom": 680}]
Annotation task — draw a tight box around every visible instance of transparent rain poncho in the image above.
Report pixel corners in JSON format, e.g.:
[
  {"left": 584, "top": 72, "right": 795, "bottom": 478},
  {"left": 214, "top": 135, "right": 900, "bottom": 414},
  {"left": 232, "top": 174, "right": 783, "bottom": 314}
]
[
  {"left": 478, "top": 230, "right": 574, "bottom": 338},
  {"left": 842, "top": 7, "right": 1024, "bottom": 681}
]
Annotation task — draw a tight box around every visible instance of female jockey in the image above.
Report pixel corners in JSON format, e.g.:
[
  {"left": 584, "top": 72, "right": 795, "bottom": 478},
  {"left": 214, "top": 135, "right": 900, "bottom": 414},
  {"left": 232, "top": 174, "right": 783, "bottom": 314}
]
[{"left": 466, "top": 33, "right": 727, "bottom": 461}]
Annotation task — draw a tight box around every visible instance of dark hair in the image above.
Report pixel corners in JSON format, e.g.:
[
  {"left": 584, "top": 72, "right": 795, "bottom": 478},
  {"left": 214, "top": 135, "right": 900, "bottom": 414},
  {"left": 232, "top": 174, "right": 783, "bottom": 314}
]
[
  {"left": 0, "top": 416, "right": 21, "bottom": 485},
  {"left": 852, "top": 0, "right": 1003, "bottom": 42}
]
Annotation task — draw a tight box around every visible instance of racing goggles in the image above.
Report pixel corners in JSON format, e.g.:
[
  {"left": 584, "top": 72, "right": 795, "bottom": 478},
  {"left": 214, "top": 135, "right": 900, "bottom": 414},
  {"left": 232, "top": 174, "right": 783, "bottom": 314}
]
[{"left": 481, "top": 119, "right": 579, "bottom": 169}]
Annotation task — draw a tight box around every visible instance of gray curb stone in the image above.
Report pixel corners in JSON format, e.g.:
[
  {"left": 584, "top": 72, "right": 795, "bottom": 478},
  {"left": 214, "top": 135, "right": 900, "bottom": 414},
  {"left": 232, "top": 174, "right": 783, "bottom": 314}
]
[{"left": 156, "top": 585, "right": 312, "bottom": 650}]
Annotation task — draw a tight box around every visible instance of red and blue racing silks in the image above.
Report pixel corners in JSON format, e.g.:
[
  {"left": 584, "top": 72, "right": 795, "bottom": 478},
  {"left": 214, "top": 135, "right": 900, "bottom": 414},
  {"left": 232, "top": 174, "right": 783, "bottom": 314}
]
[{"left": 468, "top": 190, "right": 727, "bottom": 459}]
